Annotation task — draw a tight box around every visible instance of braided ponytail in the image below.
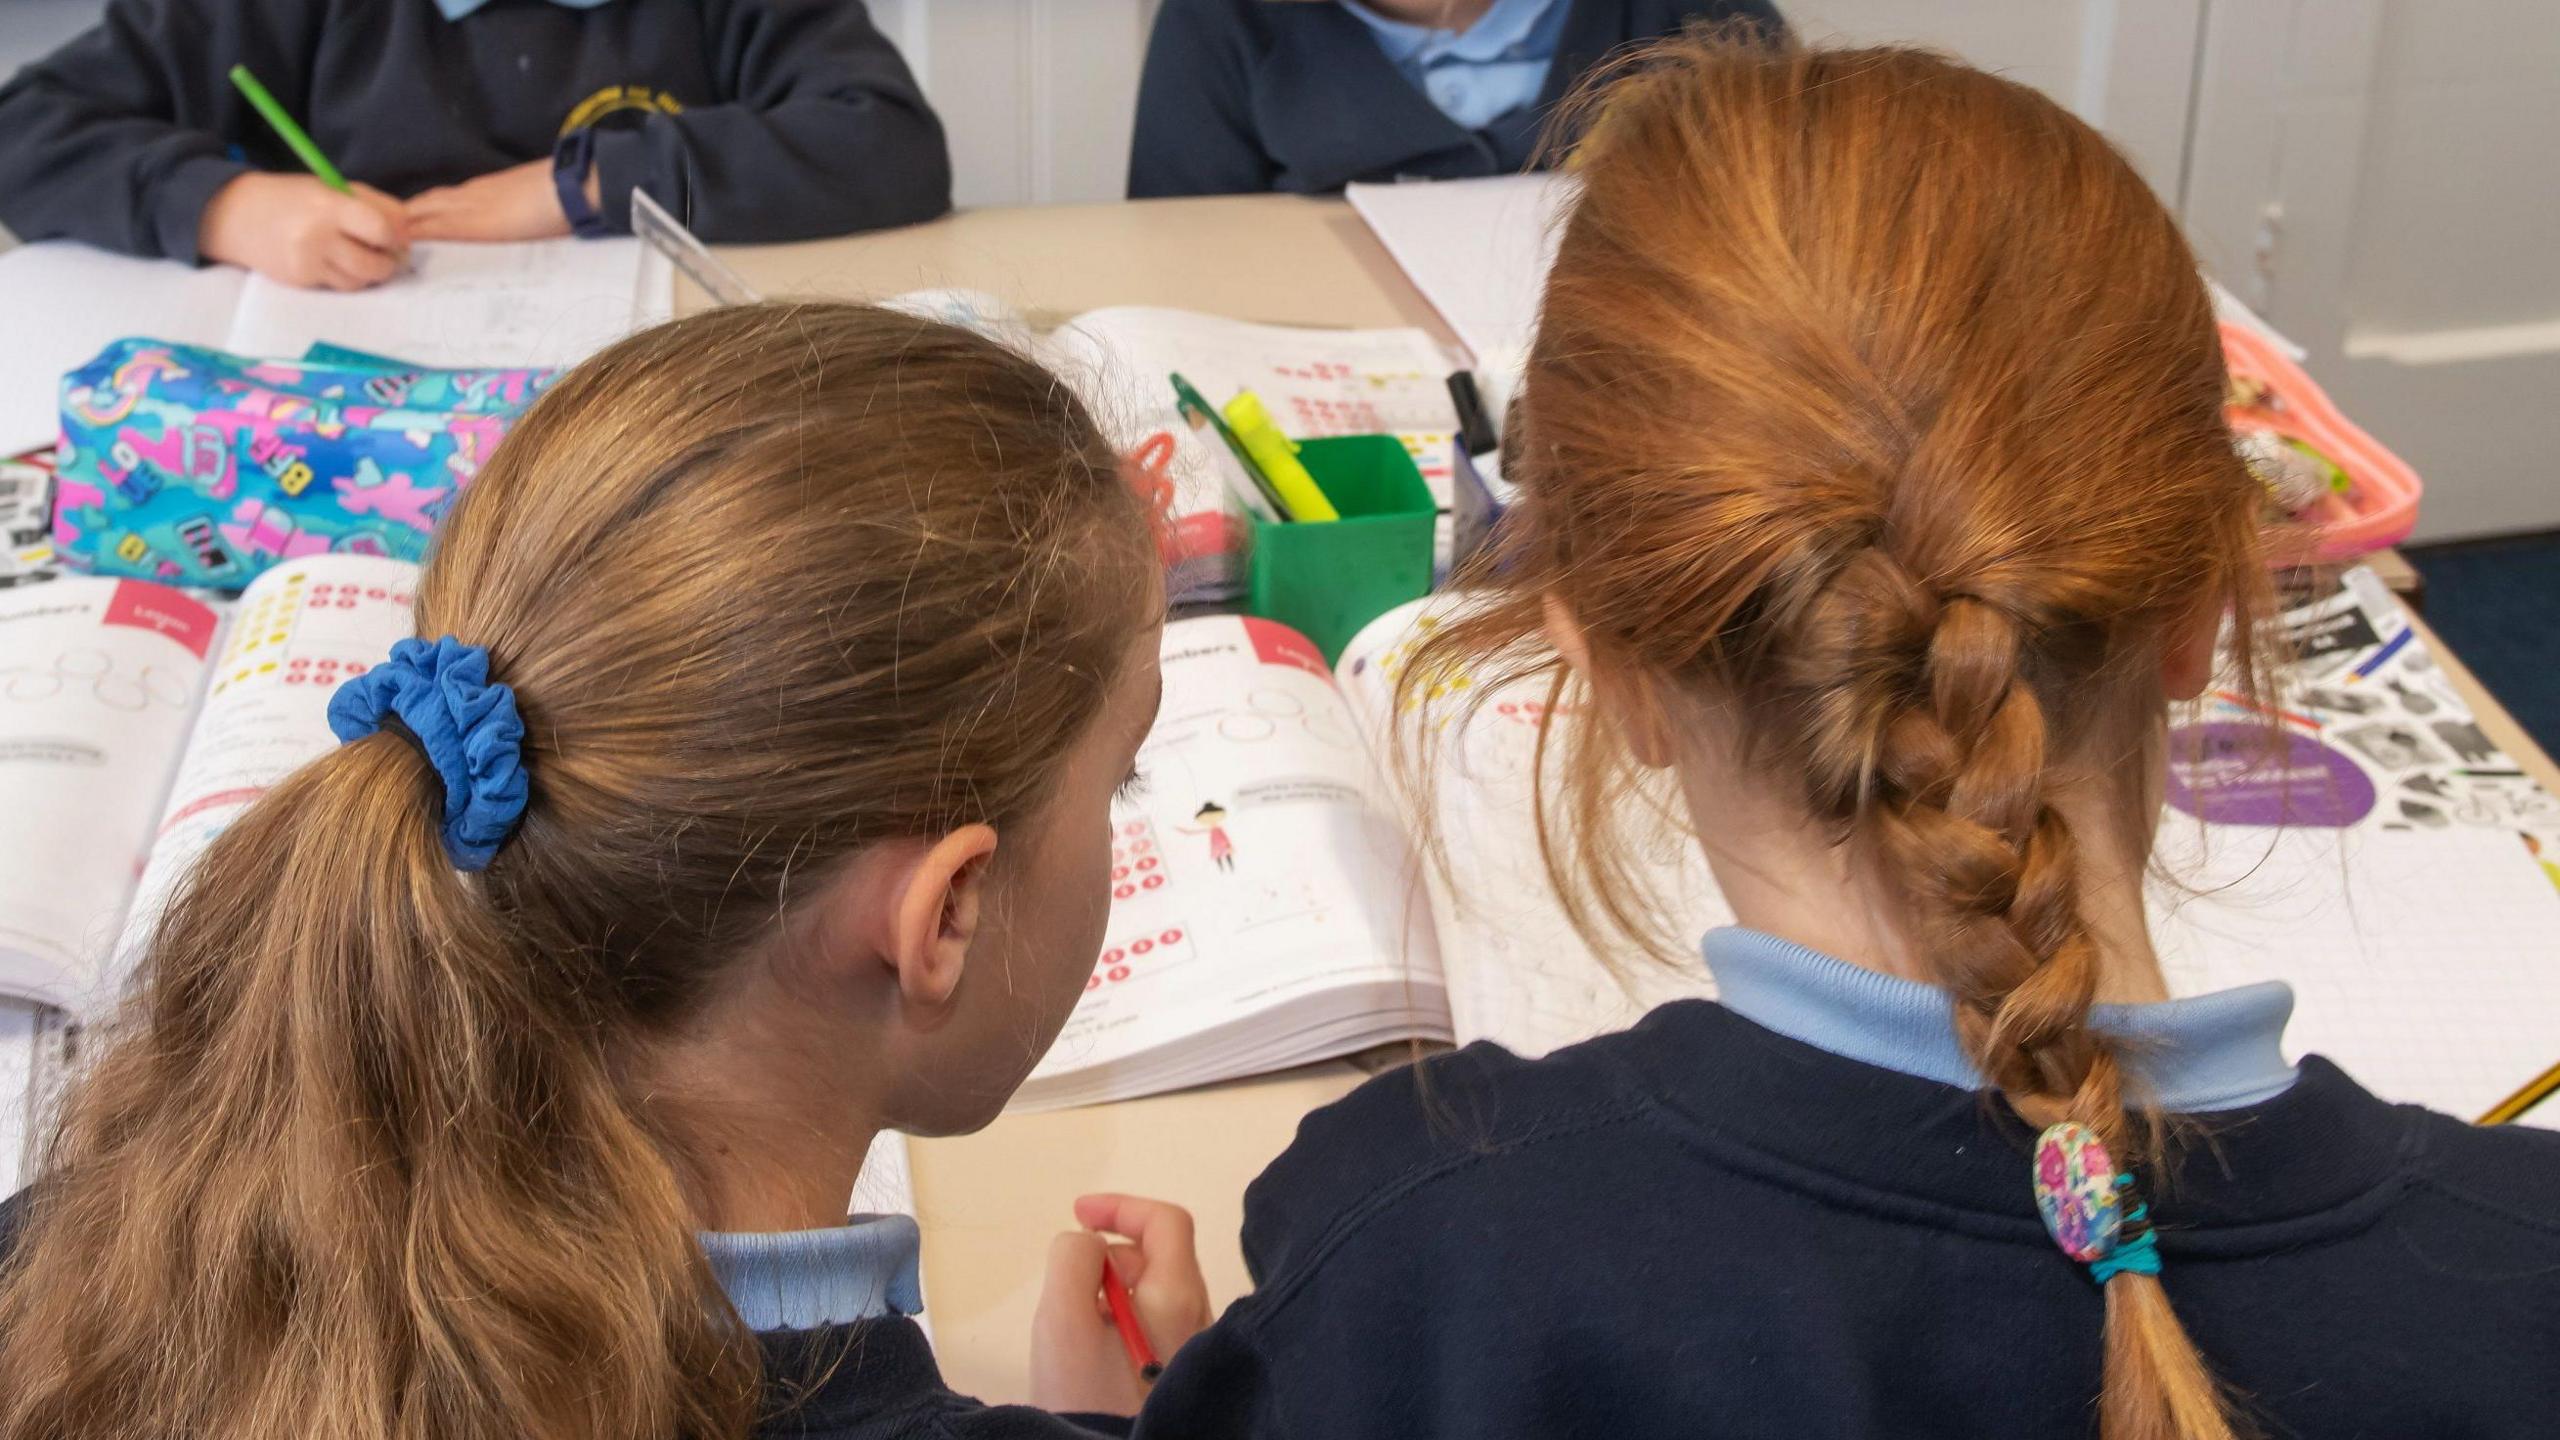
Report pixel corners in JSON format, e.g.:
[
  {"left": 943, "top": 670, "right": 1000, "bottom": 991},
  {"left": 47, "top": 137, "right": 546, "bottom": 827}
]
[
  {"left": 1411, "top": 35, "right": 2279, "bottom": 1440},
  {"left": 1831, "top": 565, "right": 2239, "bottom": 1440}
]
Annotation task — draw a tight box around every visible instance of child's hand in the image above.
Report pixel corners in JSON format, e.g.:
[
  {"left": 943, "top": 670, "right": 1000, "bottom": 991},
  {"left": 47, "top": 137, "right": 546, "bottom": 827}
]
[
  {"left": 1031, "top": 1194, "right": 1212, "bottom": 1416},
  {"left": 406, "top": 159, "right": 575, "bottom": 243},
  {"left": 197, "top": 173, "right": 409, "bottom": 291}
]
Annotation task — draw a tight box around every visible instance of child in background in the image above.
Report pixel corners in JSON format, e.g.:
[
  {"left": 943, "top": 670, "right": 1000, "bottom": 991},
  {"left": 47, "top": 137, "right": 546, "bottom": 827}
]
[
  {"left": 0, "top": 304, "right": 1208, "bottom": 1440},
  {"left": 1115, "top": 39, "right": 2560, "bottom": 1439},
  {"left": 0, "top": 0, "right": 951, "bottom": 290},
  {"left": 1127, "top": 0, "right": 1782, "bottom": 197}
]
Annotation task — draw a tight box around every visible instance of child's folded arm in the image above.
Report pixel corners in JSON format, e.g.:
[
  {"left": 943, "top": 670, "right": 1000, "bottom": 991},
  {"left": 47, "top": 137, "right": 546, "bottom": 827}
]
[
  {"left": 587, "top": 0, "right": 951, "bottom": 243},
  {"left": 0, "top": 0, "right": 273, "bottom": 262}
]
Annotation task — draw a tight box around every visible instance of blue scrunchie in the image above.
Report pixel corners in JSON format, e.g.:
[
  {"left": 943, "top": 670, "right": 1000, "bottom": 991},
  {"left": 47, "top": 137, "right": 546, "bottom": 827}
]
[{"left": 326, "top": 636, "right": 530, "bottom": 871}]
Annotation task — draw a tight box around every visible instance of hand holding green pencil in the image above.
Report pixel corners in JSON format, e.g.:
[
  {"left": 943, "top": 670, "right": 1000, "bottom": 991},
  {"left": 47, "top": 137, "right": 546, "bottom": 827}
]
[{"left": 196, "top": 65, "right": 409, "bottom": 292}]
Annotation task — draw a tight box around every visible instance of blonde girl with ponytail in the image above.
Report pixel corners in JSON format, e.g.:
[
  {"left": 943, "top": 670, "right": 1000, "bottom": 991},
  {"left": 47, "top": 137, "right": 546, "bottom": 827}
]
[
  {"left": 1127, "top": 35, "right": 2560, "bottom": 1440},
  {"left": 0, "top": 303, "right": 1216, "bottom": 1440}
]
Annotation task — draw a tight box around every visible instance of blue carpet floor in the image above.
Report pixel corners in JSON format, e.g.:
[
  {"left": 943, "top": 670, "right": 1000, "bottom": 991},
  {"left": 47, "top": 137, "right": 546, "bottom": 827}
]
[{"left": 2405, "top": 532, "right": 2560, "bottom": 761}]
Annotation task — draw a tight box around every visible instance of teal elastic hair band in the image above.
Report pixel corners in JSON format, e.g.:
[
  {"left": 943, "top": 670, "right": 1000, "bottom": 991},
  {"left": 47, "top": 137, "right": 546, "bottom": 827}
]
[{"left": 2089, "top": 1202, "right": 2162, "bottom": 1284}]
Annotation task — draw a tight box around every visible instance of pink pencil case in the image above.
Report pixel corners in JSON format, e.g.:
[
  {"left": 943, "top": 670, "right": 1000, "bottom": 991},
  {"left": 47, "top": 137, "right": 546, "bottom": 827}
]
[{"left": 2221, "top": 321, "right": 2423, "bottom": 562}]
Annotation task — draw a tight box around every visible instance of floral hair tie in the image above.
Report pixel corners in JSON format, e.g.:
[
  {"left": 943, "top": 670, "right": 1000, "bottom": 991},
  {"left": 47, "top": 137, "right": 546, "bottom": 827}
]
[{"left": 2032, "top": 1121, "right": 2162, "bottom": 1284}]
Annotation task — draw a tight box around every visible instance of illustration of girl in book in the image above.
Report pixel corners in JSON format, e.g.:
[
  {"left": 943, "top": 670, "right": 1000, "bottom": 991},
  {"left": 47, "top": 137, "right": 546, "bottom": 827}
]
[{"left": 1183, "top": 800, "right": 1236, "bottom": 872}]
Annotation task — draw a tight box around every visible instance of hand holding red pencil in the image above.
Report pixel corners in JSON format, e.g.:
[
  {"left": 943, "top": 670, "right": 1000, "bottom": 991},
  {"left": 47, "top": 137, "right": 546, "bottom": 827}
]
[{"left": 1031, "top": 1194, "right": 1212, "bottom": 1415}]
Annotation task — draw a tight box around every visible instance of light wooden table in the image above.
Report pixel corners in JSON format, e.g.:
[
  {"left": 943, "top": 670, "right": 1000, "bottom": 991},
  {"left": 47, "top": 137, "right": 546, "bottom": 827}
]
[{"left": 714, "top": 194, "right": 2560, "bottom": 1403}]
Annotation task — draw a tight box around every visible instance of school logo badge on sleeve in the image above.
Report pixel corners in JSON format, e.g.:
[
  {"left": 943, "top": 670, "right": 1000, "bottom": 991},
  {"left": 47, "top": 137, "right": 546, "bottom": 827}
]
[{"left": 560, "top": 85, "right": 684, "bottom": 135}]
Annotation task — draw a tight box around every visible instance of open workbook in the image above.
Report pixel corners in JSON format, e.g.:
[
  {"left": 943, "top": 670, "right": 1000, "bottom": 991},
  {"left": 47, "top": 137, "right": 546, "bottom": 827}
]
[
  {"left": 0, "top": 238, "right": 674, "bottom": 456},
  {"left": 1028, "top": 570, "right": 2560, "bottom": 1123},
  {"left": 886, "top": 291, "right": 1464, "bottom": 598},
  {"left": 0, "top": 554, "right": 421, "bottom": 1008}
]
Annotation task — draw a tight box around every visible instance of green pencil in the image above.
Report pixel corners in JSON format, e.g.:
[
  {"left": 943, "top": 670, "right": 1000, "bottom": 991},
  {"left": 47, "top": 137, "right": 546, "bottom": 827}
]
[{"left": 227, "top": 64, "right": 349, "bottom": 193}]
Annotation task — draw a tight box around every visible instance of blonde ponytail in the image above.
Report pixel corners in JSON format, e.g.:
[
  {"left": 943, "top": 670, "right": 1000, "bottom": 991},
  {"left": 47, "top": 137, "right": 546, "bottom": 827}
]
[
  {"left": 0, "top": 303, "right": 1158, "bottom": 1440},
  {"left": 2, "top": 736, "right": 756, "bottom": 1440}
]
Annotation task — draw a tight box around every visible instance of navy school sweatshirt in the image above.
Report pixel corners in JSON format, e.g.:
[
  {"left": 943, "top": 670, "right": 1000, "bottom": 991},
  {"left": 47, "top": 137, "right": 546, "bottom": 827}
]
[
  {"left": 1133, "top": 999, "right": 2560, "bottom": 1439},
  {"left": 1127, "top": 0, "right": 1785, "bottom": 198},
  {"left": 0, "top": 0, "right": 952, "bottom": 262}
]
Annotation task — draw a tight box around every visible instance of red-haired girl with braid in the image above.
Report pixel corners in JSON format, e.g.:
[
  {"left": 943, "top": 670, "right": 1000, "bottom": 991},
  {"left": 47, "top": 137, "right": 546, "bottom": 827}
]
[{"left": 1123, "top": 35, "right": 2560, "bottom": 1440}]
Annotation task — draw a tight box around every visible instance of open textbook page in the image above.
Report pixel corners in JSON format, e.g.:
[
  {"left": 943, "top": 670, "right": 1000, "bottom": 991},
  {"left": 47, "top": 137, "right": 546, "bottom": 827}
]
[
  {"left": 1016, "top": 614, "right": 1449, "bottom": 1110},
  {"left": 2150, "top": 568, "right": 2560, "bottom": 1122},
  {"left": 0, "top": 577, "right": 222, "bottom": 1005},
  {"left": 114, "top": 556, "right": 420, "bottom": 984},
  {"left": 0, "top": 555, "right": 416, "bottom": 1012},
  {"left": 1337, "top": 599, "right": 1721, "bottom": 1059}
]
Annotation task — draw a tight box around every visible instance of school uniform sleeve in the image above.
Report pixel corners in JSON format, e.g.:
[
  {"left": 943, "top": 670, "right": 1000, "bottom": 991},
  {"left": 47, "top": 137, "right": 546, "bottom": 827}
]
[
  {"left": 1127, "top": 0, "right": 1276, "bottom": 199},
  {"left": 586, "top": 0, "right": 949, "bottom": 243},
  {"left": 1134, "top": 1040, "right": 1667, "bottom": 1440},
  {"left": 0, "top": 0, "right": 297, "bottom": 262}
]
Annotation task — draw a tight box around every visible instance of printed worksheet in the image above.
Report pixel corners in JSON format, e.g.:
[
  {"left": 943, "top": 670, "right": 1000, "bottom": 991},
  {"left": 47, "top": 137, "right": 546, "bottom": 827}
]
[
  {"left": 115, "top": 555, "right": 419, "bottom": 975},
  {"left": 1016, "top": 614, "right": 1448, "bottom": 1110},
  {"left": 0, "top": 578, "right": 220, "bottom": 1004}
]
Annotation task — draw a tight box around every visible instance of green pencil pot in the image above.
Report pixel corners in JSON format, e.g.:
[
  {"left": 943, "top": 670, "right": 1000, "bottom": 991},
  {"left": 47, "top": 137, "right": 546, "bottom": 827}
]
[{"left": 1246, "top": 434, "right": 1437, "bottom": 662}]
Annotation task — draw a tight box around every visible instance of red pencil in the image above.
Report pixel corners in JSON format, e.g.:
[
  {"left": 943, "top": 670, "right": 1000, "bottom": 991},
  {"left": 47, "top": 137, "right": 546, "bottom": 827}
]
[{"left": 1098, "top": 1257, "right": 1163, "bottom": 1382}]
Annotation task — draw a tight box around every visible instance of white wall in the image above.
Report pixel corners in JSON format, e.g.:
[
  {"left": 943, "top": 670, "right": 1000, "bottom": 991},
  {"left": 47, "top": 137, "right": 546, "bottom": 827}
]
[
  {"left": 869, "top": 0, "right": 1164, "bottom": 209},
  {"left": 1780, "top": 0, "right": 2204, "bottom": 202},
  {"left": 2183, "top": 0, "right": 2560, "bottom": 541}
]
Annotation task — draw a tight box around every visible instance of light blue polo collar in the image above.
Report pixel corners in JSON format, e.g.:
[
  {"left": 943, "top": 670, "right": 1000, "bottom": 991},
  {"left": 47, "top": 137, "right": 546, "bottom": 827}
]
[
  {"left": 1702, "top": 927, "right": 2301, "bottom": 1112},
  {"left": 698, "top": 1214, "right": 924, "bottom": 1333},
  {"left": 1338, "top": 0, "right": 1566, "bottom": 64},
  {"left": 434, "top": 0, "right": 619, "bottom": 21}
]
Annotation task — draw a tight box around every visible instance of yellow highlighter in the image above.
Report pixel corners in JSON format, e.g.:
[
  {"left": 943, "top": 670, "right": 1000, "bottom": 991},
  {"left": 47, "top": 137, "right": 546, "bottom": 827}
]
[{"left": 1221, "top": 391, "right": 1339, "bottom": 522}]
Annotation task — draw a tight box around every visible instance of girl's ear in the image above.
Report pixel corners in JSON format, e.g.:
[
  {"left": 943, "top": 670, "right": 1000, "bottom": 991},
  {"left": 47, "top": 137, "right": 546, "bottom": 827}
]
[
  {"left": 1542, "top": 592, "right": 1592, "bottom": 673},
  {"left": 886, "top": 824, "right": 1000, "bottom": 1014},
  {"left": 2161, "top": 596, "right": 2226, "bottom": 702},
  {"left": 1545, "top": 593, "right": 1679, "bottom": 769}
]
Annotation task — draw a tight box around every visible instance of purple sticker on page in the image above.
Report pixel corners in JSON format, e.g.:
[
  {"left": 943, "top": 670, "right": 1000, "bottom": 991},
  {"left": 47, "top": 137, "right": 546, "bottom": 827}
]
[{"left": 2163, "top": 722, "right": 2375, "bottom": 828}]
